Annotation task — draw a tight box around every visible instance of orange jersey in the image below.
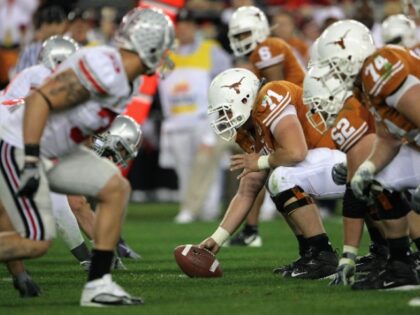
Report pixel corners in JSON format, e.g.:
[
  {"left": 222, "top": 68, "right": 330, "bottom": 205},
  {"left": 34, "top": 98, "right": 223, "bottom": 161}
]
[
  {"left": 287, "top": 36, "right": 309, "bottom": 62},
  {"left": 235, "top": 81, "right": 335, "bottom": 154},
  {"left": 359, "top": 45, "right": 420, "bottom": 145},
  {"left": 249, "top": 37, "right": 305, "bottom": 86},
  {"left": 326, "top": 96, "right": 376, "bottom": 153}
]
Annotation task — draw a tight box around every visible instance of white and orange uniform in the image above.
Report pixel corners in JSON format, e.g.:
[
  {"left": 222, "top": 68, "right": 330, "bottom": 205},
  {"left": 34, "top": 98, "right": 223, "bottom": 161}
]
[
  {"left": 327, "top": 96, "right": 376, "bottom": 153},
  {"left": 0, "top": 46, "right": 133, "bottom": 240},
  {"left": 357, "top": 44, "right": 420, "bottom": 191},
  {"left": 249, "top": 37, "right": 306, "bottom": 85},
  {"left": 235, "top": 80, "right": 345, "bottom": 199}
]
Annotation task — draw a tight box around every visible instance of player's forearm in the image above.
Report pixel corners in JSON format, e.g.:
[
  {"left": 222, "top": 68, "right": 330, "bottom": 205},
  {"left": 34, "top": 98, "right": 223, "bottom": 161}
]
[
  {"left": 219, "top": 193, "right": 256, "bottom": 235},
  {"left": 23, "top": 91, "right": 50, "bottom": 145},
  {"left": 268, "top": 146, "right": 307, "bottom": 168},
  {"left": 367, "top": 133, "right": 401, "bottom": 173}
]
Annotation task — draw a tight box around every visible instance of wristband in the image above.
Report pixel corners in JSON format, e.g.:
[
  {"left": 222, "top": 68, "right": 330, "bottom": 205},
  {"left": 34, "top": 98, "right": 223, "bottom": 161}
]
[
  {"left": 257, "top": 155, "right": 270, "bottom": 170},
  {"left": 360, "top": 160, "right": 376, "bottom": 174},
  {"left": 210, "top": 227, "right": 230, "bottom": 246},
  {"left": 24, "top": 144, "right": 40, "bottom": 158}
]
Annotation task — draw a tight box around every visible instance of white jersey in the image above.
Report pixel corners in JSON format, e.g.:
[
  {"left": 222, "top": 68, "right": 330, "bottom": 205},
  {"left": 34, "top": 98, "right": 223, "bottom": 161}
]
[
  {"left": 1, "top": 46, "right": 132, "bottom": 158},
  {"left": 0, "top": 64, "right": 51, "bottom": 126},
  {"left": 0, "top": 64, "right": 51, "bottom": 103}
]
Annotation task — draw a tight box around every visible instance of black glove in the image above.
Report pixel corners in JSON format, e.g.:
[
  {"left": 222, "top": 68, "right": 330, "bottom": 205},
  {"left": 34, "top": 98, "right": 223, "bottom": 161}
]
[
  {"left": 332, "top": 162, "right": 347, "bottom": 185},
  {"left": 17, "top": 145, "right": 41, "bottom": 198}
]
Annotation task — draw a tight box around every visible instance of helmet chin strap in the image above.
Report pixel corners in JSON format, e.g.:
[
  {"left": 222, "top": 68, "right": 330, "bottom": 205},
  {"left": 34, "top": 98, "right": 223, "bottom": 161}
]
[{"left": 258, "top": 77, "right": 267, "bottom": 90}]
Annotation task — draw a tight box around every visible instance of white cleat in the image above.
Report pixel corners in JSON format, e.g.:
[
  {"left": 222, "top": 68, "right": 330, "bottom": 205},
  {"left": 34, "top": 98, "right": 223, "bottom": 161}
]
[
  {"left": 409, "top": 297, "right": 420, "bottom": 307},
  {"left": 174, "top": 210, "right": 196, "bottom": 224},
  {"left": 80, "top": 274, "right": 143, "bottom": 307}
]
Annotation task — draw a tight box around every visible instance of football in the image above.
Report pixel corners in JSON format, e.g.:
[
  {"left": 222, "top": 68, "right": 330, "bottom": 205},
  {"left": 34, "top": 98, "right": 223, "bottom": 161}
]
[{"left": 174, "top": 244, "right": 223, "bottom": 278}]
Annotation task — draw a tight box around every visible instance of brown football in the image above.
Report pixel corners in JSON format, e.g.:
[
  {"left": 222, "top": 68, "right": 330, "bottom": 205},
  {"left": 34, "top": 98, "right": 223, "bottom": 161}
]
[{"left": 174, "top": 244, "right": 223, "bottom": 278}]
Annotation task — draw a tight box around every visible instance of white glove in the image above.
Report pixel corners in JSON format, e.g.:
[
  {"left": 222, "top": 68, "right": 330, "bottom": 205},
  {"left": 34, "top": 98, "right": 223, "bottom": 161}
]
[
  {"left": 351, "top": 161, "right": 376, "bottom": 200},
  {"left": 412, "top": 186, "right": 420, "bottom": 214},
  {"left": 329, "top": 257, "right": 356, "bottom": 286},
  {"left": 332, "top": 162, "right": 347, "bottom": 185}
]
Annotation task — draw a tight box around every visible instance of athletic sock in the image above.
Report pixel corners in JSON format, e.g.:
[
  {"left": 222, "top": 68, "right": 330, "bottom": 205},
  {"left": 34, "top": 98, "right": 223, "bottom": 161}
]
[
  {"left": 366, "top": 224, "right": 387, "bottom": 247},
  {"left": 70, "top": 242, "right": 91, "bottom": 262},
  {"left": 88, "top": 249, "right": 114, "bottom": 281},
  {"left": 387, "top": 236, "right": 412, "bottom": 263},
  {"left": 306, "top": 233, "right": 333, "bottom": 253},
  {"left": 243, "top": 224, "right": 258, "bottom": 235},
  {"left": 296, "top": 234, "right": 308, "bottom": 256}
]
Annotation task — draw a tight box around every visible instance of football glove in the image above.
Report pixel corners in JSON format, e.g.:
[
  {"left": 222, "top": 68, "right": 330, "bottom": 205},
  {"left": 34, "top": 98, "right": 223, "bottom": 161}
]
[
  {"left": 17, "top": 159, "right": 40, "bottom": 198},
  {"left": 329, "top": 257, "right": 355, "bottom": 286},
  {"left": 351, "top": 161, "right": 376, "bottom": 200},
  {"left": 332, "top": 162, "right": 347, "bottom": 185}
]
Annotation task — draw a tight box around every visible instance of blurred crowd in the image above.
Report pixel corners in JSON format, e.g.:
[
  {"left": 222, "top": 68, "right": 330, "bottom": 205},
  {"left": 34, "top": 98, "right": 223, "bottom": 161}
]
[{"left": 0, "top": 0, "right": 416, "bottom": 221}]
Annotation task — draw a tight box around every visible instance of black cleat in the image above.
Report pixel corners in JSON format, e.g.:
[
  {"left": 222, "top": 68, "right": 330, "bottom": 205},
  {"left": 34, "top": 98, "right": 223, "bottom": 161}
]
[
  {"left": 285, "top": 248, "right": 338, "bottom": 280},
  {"left": 13, "top": 273, "right": 41, "bottom": 298},
  {"left": 273, "top": 256, "right": 308, "bottom": 277},
  {"left": 117, "top": 239, "right": 142, "bottom": 260},
  {"left": 352, "top": 260, "right": 420, "bottom": 291},
  {"left": 225, "top": 229, "right": 262, "bottom": 247},
  {"left": 355, "top": 243, "right": 388, "bottom": 274}
]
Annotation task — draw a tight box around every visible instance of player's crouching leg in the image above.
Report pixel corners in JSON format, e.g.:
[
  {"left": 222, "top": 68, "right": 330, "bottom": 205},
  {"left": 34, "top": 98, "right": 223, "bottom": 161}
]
[{"left": 81, "top": 173, "right": 143, "bottom": 306}]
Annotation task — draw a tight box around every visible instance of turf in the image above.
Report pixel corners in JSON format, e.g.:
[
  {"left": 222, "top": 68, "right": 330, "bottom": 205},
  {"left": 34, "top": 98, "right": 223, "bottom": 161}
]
[{"left": 1, "top": 202, "right": 419, "bottom": 315}]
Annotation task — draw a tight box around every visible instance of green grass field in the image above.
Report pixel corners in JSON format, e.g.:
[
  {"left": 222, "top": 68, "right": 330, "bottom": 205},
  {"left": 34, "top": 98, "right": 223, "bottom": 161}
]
[{"left": 1, "top": 203, "right": 419, "bottom": 315}]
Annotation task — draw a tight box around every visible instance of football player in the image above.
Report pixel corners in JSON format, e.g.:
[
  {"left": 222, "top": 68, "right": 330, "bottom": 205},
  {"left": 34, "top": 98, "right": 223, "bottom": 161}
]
[
  {"left": 303, "top": 63, "right": 390, "bottom": 286},
  {"left": 200, "top": 68, "right": 345, "bottom": 280},
  {"left": 0, "top": 35, "right": 80, "bottom": 297},
  {"left": 316, "top": 19, "right": 420, "bottom": 291},
  {"left": 225, "top": 5, "right": 310, "bottom": 248},
  {"left": 0, "top": 8, "right": 174, "bottom": 306}
]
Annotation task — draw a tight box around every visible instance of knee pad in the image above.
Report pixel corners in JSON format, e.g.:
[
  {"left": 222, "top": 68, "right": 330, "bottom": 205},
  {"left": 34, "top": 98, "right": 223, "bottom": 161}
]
[
  {"left": 270, "top": 186, "right": 314, "bottom": 216},
  {"left": 342, "top": 184, "right": 369, "bottom": 219},
  {"left": 375, "top": 189, "right": 411, "bottom": 220}
]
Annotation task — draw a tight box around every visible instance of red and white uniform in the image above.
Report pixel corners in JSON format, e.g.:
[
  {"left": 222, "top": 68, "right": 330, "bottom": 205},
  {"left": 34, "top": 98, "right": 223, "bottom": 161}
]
[
  {"left": 0, "top": 46, "right": 131, "bottom": 241},
  {"left": 1, "top": 46, "right": 131, "bottom": 158},
  {"left": 0, "top": 64, "right": 51, "bottom": 126}
]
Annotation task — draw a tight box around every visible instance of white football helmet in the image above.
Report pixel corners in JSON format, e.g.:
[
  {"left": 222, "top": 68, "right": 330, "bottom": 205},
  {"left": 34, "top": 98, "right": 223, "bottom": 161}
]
[
  {"left": 303, "top": 65, "right": 351, "bottom": 133},
  {"left": 93, "top": 115, "right": 142, "bottom": 167},
  {"left": 381, "top": 14, "right": 416, "bottom": 48},
  {"left": 114, "top": 8, "right": 175, "bottom": 75},
  {"left": 228, "top": 6, "right": 270, "bottom": 57},
  {"left": 39, "top": 35, "right": 79, "bottom": 70},
  {"left": 317, "top": 19, "right": 376, "bottom": 88},
  {"left": 307, "top": 37, "right": 320, "bottom": 69},
  {"left": 402, "top": 0, "right": 420, "bottom": 17},
  {"left": 208, "top": 68, "right": 261, "bottom": 141}
]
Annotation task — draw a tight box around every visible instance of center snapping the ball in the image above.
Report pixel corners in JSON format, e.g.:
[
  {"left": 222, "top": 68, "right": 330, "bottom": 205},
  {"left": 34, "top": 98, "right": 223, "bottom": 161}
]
[{"left": 174, "top": 244, "right": 223, "bottom": 278}]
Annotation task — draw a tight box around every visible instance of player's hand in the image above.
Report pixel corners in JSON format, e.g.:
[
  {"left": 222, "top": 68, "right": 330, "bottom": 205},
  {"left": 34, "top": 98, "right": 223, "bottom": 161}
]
[
  {"left": 412, "top": 186, "right": 420, "bottom": 214},
  {"left": 17, "top": 159, "right": 40, "bottom": 198},
  {"left": 230, "top": 153, "right": 260, "bottom": 179},
  {"left": 199, "top": 237, "right": 220, "bottom": 254},
  {"left": 351, "top": 161, "right": 376, "bottom": 200},
  {"left": 332, "top": 162, "right": 347, "bottom": 185},
  {"left": 329, "top": 258, "right": 355, "bottom": 286}
]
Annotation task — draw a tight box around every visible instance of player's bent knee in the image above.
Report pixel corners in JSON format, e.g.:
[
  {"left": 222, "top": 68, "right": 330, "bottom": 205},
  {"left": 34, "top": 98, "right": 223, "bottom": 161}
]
[
  {"left": 27, "top": 240, "right": 52, "bottom": 258},
  {"left": 342, "top": 184, "right": 369, "bottom": 219},
  {"left": 98, "top": 173, "right": 131, "bottom": 200},
  {"left": 270, "top": 186, "right": 314, "bottom": 216},
  {"left": 375, "top": 189, "right": 411, "bottom": 220}
]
